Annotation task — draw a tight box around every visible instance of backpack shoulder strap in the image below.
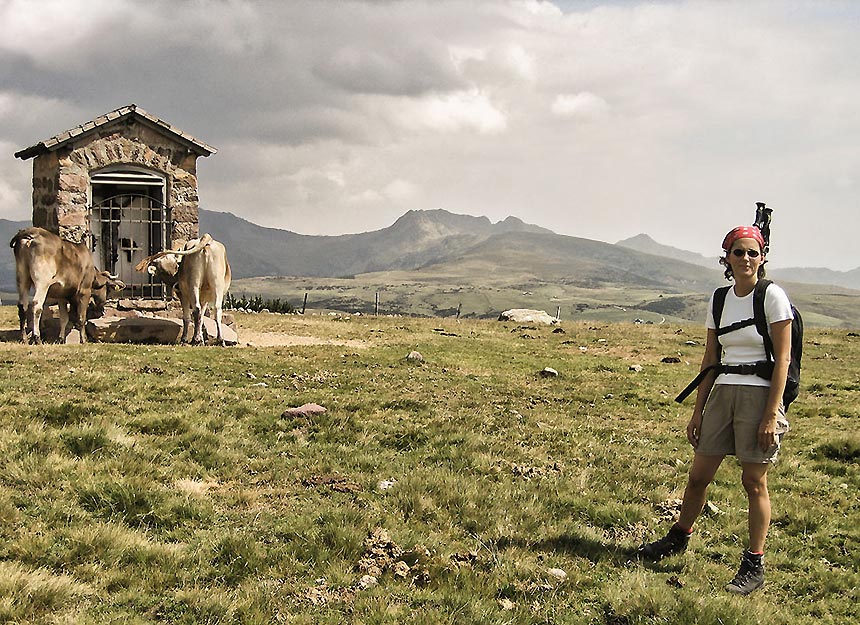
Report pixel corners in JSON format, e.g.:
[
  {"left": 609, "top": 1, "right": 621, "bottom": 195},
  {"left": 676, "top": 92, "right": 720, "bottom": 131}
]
[
  {"left": 753, "top": 279, "right": 774, "bottom": 360},
  {"left": 712, "top": 285, "right": 731, "bottom": 330},
  {"left": 712, "top": 285, "right": 758, "bottom": 337}
]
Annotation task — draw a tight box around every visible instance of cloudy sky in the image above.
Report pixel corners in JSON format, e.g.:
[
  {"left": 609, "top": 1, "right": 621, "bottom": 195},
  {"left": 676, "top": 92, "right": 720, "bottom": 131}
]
[{"left": 1, "top": 0, "right": 858, "bottom": 270}]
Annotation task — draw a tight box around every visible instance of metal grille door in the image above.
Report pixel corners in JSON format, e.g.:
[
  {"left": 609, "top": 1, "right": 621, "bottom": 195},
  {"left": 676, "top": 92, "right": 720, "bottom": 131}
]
[{"left": 88, "top": 195, "right": 170, "bottom": 298}]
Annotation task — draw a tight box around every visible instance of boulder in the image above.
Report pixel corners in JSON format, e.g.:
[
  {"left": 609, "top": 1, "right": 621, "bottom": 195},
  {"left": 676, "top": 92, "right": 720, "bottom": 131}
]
[
  {"left": 87, "top": 316, "right": 183, "bottom": 343},
  {"left": 117, "top": 298, "right": 170, "bottom": 312},
  {"left": 200, "top": 316, "right": 239, "bottom": 345},
  {"left": 498, "top": 309, "right": 558, "bottom": 325},
  {"left": 85, "top": 313, "right": 238, "bottom": 345}
]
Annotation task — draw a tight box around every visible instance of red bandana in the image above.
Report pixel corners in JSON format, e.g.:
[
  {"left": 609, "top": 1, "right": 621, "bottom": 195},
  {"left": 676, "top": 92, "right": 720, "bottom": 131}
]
[{"left": 722, "top": 226, "right": 765, "bottom": 252}]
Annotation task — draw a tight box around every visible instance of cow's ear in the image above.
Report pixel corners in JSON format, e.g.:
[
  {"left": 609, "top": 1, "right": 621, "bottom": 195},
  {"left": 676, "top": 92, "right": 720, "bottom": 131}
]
[{"left": 93, "top": 272, "right": 109, "bottom": 288}]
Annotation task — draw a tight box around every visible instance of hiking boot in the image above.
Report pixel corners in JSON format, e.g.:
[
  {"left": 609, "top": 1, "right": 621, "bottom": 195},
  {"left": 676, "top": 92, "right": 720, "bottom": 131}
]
[
  {"left": 637, "top": 525, "right": 691, "bottom": 561},
  {"left": 725, "top": 551, "right": 765, "bottom": 595}
]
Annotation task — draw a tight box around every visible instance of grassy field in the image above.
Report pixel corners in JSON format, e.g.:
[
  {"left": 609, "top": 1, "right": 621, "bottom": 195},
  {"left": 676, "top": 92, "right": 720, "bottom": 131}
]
[{"left": 0, "top": 307, "right": 858, "bottom": 624}]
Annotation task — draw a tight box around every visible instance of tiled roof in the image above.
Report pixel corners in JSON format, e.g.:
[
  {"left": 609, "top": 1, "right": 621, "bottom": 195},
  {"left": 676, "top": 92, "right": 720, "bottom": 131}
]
[{"left": 14, "top": 104, "right": 217, "bottom": 160}]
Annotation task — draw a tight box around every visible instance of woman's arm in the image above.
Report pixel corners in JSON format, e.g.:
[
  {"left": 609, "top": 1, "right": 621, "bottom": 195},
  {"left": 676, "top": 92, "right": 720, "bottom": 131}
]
[{"left": 758, "top": 318, "right": 792, "bottom": 451}]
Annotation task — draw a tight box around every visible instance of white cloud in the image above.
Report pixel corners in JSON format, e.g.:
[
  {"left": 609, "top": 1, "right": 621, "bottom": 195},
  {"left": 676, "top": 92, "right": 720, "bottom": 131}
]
[
  {"left": 393, "top": 90, "right": 508, "bottom": 135},
  {"left": 382, "top": 179, "right": 418, "bottom": 202},
  {"left": 551, "top": 92, "right": 610, "bottom": 119},
  {"left": 0, "top": 140, "right": 30, "bottom": 219}
]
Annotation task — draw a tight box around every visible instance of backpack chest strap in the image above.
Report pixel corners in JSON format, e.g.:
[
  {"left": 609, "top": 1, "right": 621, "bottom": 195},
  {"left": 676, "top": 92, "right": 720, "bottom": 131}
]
[{"left": 715, "top": 317, "right": 757, "bottom": 337}]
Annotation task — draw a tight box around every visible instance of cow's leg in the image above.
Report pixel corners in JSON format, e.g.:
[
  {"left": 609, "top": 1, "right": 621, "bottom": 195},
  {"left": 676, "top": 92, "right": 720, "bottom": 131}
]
[
  {"left": 190, "top": 288, "right": 204, "bottom": 345},
  {"left": 73, "top": 295, "right": 88, "bottom": 344},
  {"left": 191, "top": 306, "right": 204, "bottom": 345},
  {"left": 29, "top": 284, "right": 50, "bottom": 345},
  {"left": 213, "top": 294, "right": 226, "bottom": 346},
  {"left": 181, "top": 299, "right": 192, "bottom": 344},
  {"left": 57, "top": 301, "right": 70, "bottom": 343},
  {"left": 16, "top": 274, "right": 31, "bottom": 343},
  {"left": 17, "top": 304, "right": 27, "bottom": 343}
]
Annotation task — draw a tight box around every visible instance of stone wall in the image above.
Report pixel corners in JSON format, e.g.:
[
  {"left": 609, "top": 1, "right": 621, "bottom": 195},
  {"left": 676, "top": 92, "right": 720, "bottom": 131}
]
[{"left": 30, "top": 118, "right": 201, "bottom": 245}]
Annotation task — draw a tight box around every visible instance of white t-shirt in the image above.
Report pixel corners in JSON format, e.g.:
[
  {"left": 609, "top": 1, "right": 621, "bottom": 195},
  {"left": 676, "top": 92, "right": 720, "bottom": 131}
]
[{"left": 705, "top": 283, "right": 794, "bottom": 387}]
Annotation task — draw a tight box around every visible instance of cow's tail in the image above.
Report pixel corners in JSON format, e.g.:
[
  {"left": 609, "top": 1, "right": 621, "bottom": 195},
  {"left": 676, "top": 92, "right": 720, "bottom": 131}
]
[
  {"left": 134, "top": 234, "right": 214, "bottom": 272},
  {"left": 9, "top": 229, "right": 36, "bottom": 252}
]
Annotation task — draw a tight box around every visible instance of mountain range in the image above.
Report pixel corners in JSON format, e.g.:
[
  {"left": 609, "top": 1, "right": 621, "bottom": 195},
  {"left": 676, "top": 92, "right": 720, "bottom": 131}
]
[
  {"left": 617, "top": 233, "right": 860, "bottom": 290},
  {"left": 3, "top": 210, "right": 859, "bottom": 326}
]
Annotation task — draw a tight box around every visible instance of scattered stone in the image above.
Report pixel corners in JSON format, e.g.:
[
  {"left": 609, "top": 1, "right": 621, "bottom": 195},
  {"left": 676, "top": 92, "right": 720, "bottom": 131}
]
[
  {"left": 406, "top": 350, "right": 424, "bottom": 362},
  {"left": 539, "top": 367, "right": 559, "bottom": 378},
  {"left": 667, "top": 575, "right": 685, "bottom": 588},
  {"left": 246, "top": 372, "right": 257, "bottom": 379},
  {"left": 392, "top": 560, "right": 411, "bottom": 579},
  {"left": 546, "top": 568, "right": 567, "bottom": 582},
  {"left": 629, "top": 364, "right": 643, "bottom": 372},
  {"left": 498, "top": 309, "right": 558, "bottom": 325},
  {"left": 356, "top": 575, "right": 378, "bottom": 590},
  {"left": 552, "top": 327, "right": 565, "bottom": 334},
  {"left": 377, "top": 479, "right": 397, "bottom": 491},
  {"left": 282, "top": 403, "right": 327, "bottom": 418},
  {"left": 511, "top": 462, "right": 562, "bottom": 480},
  {"left": 302, "top": 474, "right": 361, "bottom": 493},
  {"left": 357, "top": 528, "right": 404, "bottom": 578},
  {"left": 661, "top": 356, "right": 681, "bottom": 363},
  {"left": 685, "top": 340, "right": 698, "bottom": 346},
  {"left": 139, "top": 365, "right": 165, "bottom": 375},
  {"left": 450, "top": 551, "right": 479, "bottom": 567},
  {"left": 250, "top": 382, "right": 268, "bottom": 388},
  {"left": 579, "top": 346, "right": 588, "bottom": 352},
  {"left": 703, "top": 501, "right": 723, "bottom": 516},
  {"left": 499, "top": 598, "right": 516, "bottom": 611},
  {"left": 655, "top": 498, "right": 684, "bottom": 521}
]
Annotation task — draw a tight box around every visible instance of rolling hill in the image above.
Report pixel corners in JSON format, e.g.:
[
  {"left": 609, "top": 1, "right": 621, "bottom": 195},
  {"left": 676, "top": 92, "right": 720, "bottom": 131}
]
[
  {"left": 3, "top": 210, "right": 859, "bottom": 326},
  {"left": 618, "top": 232, "right": 860, "bottom": 290}
]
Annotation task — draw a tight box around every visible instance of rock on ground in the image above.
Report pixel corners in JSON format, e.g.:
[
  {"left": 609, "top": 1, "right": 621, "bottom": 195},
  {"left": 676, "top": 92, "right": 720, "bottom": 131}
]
[{"left": 498, "top": 309, "right": 558, "bottom": 325}]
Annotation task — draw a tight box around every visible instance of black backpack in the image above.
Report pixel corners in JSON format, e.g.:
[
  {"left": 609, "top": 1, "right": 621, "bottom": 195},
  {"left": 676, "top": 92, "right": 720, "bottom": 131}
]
[{"left": 675, "top": 279, "right": 802, "bottom": 410}]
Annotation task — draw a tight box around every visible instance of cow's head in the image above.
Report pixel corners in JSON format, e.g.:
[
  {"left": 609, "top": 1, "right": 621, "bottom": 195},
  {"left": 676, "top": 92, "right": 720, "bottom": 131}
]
[
  {"left": 90, "top": 271, "right": 126, "bottom": 312},
  {"left": 146, "top": 253, "right": 181, "bottom": 286}
]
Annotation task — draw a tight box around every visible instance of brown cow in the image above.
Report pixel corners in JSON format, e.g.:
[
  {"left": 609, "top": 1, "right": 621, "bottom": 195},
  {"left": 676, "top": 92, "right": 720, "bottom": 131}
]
[
  {"left": 135, "top": 234, "right": 232, "bottom": 345},
  {"left": 10, "top": 227, "right": 125, "bottom": 344}
]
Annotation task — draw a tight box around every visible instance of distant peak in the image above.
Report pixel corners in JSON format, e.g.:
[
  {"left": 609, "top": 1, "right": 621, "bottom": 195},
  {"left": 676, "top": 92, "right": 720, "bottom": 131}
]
[{"left": 617, "top": 233, "right": 656, "bottom": 245}]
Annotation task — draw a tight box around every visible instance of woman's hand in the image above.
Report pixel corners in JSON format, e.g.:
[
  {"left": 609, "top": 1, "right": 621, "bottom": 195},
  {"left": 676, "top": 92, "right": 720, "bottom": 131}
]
[
  {"left": 687, "top": 413, "right": 702, "bottom": 448},
  {"left": 758, "top": 416, "right": 778, "bottom": 452}
]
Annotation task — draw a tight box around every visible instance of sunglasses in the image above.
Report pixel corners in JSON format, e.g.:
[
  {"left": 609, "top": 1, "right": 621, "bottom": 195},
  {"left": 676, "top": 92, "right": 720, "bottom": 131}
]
[{"left": 731, "top": 248, "right": 761, "bottom": 258}]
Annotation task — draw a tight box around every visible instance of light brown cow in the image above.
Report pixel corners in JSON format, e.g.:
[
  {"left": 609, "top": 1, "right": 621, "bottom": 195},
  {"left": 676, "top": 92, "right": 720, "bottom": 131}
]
[
  {"left": 135, "top": 234, "right": 232, "bottom": 345},
  {"left": 10, "top": 227, "right": 125, "bottom": 344}
]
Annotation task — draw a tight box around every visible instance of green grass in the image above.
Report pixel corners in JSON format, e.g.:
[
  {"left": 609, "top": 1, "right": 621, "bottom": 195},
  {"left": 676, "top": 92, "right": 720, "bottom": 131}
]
[{"left": 0, "top": 307, "right": 858, "bottom": 624}]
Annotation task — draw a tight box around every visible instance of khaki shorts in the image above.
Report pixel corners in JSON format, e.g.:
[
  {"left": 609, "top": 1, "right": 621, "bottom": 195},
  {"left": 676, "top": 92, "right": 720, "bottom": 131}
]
[{"left": 698, "top": 384, "right": 790, "bottom": 464}]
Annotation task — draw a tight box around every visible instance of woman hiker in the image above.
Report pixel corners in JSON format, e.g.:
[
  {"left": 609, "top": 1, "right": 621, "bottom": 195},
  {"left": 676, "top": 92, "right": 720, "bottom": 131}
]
[{"left": 638, "top": 225, "right": 794, "bottom": 595}]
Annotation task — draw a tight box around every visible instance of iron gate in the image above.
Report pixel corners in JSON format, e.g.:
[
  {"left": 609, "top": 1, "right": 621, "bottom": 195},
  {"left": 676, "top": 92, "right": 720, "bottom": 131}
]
[{"left": 88, "top": 195, "right": 171, "bottom": 298}]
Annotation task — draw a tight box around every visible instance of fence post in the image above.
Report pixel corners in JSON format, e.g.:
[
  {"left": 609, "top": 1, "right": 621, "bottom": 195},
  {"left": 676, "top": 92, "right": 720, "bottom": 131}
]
[
  {"left": 375, "top": 292, "right": 379, "bottom": 316},
  {"left": 556, "top": 306, "right": 561, "bottom": 321},
  {"left": 456, "top": 302, "right": 462, "bottom": 319},
  {"left": 301, "top": 293, "right": 308, "bottom": 314}
]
